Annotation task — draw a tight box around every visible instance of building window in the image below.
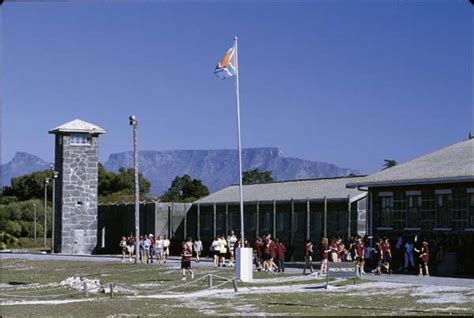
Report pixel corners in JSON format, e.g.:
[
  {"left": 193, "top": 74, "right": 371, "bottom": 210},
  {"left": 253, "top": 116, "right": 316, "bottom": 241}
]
[
  {"left": 452, "top": 189, "right": 468, "bottom": 230},
  {"left": 407, "top": 195, "right": 421, "bottom": 228},
  {"left": 393, "top": 192, "right": 406, "bottom": 230},
  {"left": 469, "top": 193, "right": 474, "bottom": 228},
  {"left": 70, "top": 133, "right": 92, "bottom": 146},
  {"left": 421, "top": 191, "right": 436, "bottom": 230},
  {"left": 436, "top": 193, "right": 452, "bottom": 228},
  {"left": 380, "top": 196, "right": 393, "bottom": 227}
]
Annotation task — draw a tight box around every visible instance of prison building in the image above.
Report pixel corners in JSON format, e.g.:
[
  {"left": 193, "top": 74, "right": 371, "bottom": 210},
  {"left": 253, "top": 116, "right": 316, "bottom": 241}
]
[
  {"left": 187, "top": 176, "right": 367, "bottom": 261},
  {"left": 346, "top": 136, "right": 474, "bottom": 275}
]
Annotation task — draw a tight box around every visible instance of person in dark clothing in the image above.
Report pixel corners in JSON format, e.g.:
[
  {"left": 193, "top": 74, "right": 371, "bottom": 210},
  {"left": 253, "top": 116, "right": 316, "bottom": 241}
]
[{"left": 275, "top": 238, "right": 287, "bottom": 272}]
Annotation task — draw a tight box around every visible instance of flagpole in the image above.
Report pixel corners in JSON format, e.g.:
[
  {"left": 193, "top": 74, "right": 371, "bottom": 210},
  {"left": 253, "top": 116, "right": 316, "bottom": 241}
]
[{"left": 234, "top": 35, "right": 244, "bottom": 244}]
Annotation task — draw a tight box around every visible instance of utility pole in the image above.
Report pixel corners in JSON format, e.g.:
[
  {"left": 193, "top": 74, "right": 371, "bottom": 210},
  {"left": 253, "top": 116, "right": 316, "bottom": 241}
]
[
  {"left": 129, "top": 115, "right": 140, "bottom": 264},
  {"left": 50, "top": 164, "right": 58, "bottom": 253},
  {"left": 44, "top": 177, "right": 50, "bottom": 248},
  {"left": 33, "top": 203, "right": 37, "bottom": 239}
]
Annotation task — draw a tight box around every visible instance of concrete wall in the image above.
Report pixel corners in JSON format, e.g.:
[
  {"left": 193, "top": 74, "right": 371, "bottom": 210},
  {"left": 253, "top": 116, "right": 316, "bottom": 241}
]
[{"left": 97, "top": 202, "right": 191, "bottom": 254}]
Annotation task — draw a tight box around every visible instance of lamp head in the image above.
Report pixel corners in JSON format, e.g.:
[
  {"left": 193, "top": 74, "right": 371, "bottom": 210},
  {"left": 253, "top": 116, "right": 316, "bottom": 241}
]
[{"left": 129, "top": 115, "right": 137, "bottom": 126}]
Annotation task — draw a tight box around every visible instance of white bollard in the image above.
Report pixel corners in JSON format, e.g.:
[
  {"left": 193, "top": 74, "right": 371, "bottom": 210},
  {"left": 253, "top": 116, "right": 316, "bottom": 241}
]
[{"left": 235, "top": 247, "right": 253, "bottom": 282}]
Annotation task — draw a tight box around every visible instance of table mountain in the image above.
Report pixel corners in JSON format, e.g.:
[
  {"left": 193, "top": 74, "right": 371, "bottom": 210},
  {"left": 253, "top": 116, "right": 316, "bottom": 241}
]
[{"left": 104, "top": 148, "right": 358, "bottom": 195}]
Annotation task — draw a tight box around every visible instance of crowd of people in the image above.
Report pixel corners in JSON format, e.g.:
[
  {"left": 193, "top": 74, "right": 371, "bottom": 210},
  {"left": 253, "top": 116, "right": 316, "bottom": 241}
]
[{"left": 119, "top": 231, "right": 434, "bottom": 279}]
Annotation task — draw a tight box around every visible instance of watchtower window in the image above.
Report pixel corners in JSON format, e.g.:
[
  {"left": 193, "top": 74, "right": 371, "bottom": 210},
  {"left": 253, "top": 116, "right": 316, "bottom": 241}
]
[{"left": 70, "top": 133, "right": 92, "bottom": 146}]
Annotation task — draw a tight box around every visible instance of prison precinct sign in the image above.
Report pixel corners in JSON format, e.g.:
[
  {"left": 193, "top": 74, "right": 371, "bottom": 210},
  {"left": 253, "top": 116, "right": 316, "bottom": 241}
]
[{"left": 325, "top": 261, "right": 359, "bottom": 289}]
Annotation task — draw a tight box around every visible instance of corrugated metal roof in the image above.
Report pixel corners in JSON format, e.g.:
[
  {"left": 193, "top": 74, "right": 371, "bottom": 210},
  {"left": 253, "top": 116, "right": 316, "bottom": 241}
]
[
  {"left": 194, "top": 176, "right": 367, "bottom": 204},
  {"left": 347, "top": 138, "right": 474, "bottom": 188},
  {"left": 49, "top": 119, "right": 106, "bottom": 134}
]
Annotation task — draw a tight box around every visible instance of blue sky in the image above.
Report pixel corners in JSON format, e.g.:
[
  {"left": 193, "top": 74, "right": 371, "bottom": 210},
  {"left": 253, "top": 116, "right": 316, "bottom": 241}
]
[{"left": 2, "top": 1, "right": 472, "bottom": 173}]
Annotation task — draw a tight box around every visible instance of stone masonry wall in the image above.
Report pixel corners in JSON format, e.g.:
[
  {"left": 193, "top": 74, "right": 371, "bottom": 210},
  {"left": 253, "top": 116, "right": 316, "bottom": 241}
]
[{"left": 60, "top": 134, "right": 99, "bottom": 254}]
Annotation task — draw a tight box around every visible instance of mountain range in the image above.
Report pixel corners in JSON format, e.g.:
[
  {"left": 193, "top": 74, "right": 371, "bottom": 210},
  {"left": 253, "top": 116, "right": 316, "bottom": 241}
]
[{"left": 2, "top": 148, "right": 359, "bottom": 195}]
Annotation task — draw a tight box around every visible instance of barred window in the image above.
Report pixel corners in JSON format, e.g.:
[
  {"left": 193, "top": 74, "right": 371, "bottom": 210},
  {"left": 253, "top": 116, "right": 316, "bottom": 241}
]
[{"left": 70, "top": 133, "right": 92, "bottom": 145}]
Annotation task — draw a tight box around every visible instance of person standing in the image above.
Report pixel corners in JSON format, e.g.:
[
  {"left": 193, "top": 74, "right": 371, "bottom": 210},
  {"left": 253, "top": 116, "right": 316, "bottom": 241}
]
[
  {"left": 319, "top": 237, "right": 331, "bottom": 275},
  {"left": 211, "top": 236, "right": 220, "bottom": 267},
  {"left": 126, "top": 234, "right": 135, "bottom": 263},
  {"left": 381, "top": 237, "right": 392, "bottom": 274},
  {"left": 253, "top": 237, "right": 263, "bottom": 271},
  {"left": 148, "top": 234, "right": 155, "bottom": 264},
  {"left": 227, "top": 230, "right": 238, "bottom": 267},
  {"left": 163, "top": 235, "right": 171, "bottom": 264},
  {"left": 181, "top": 238, "right": 194, "bottom": 281},
  {"left": 303, "top": 239, "right": 314, "bottom": 275},
  {"left": 218, "top": 235, "right": 228, "bottom": 267},
  {"left": 418, "top": 240, "right": 430, "bottom": 276},
  {"left": 119, "top": 236, "right": 128, "bottom": 262},
  {"left": 275, "top": 238, "right": 287, "bottom": 273},
  {"left": 373, "top": 238, "right": 383, "bottom": 275},
  {"left": 355, "top": 236, "right": 365, "bottom": 276},
  {"left": 155, "top": 235, "right": 165, "bottom": 265},
  {"left": 143, "top": 235, "right": 151, "bottom": 264},
  {"left": 404, "top": 238, "right": 415, "bottom": 272},
  {"left": 194, "top": 237, "right": 203, "bottom": 263}
]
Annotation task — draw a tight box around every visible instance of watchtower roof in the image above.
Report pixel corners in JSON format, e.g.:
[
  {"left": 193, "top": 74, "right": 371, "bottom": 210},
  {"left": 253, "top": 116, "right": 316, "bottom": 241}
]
[{"left": 49, "top": 119, "right": 106, "bottom": 134}]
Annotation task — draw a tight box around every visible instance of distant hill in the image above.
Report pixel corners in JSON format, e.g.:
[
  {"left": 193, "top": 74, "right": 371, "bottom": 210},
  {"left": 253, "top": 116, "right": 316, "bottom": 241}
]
[
  {"left": 2, "top": 148, "right": 359, "bottom": 195},
  {"left": 104, "top": 148, "right": 359, "bottom": 195},
  {"left": 2, "top": 152, "right": 51, "bottom": 185}
]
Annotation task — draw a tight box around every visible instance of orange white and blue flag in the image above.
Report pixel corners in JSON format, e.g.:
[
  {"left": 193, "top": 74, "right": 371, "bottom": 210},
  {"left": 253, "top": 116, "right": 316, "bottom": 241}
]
[{"left": 214, "top": 45, "right": 237, "bottom": 79}]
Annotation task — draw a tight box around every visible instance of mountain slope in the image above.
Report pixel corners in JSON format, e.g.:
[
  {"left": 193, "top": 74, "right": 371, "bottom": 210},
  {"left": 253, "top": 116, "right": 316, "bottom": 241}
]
[
  {"left": 104, "top": 148, "right": 358, "bottom": 195},
  {"left": 2, "top": 152, "right": 51, "bottom": 185}
]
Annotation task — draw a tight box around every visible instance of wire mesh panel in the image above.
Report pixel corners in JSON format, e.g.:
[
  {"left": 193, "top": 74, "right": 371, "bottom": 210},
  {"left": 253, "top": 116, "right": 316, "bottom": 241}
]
[
  {"left": 186, "top": 206, "right": 197, "bottom": 240},
  {"left": 310, "top": 202, "right": 324, "bottom": 243},
  {"left": 216, "top": 204, "right": 227, "bottom": 238},
  {"left": 227, "top": 204, "right": 241, "bottom": 234},
  {"left": 199, "top": 205, "right": 214, "bottom": 243},
  {"left": 293, "top": 202, "right": 307, "bottom": 260},
  {"left": 244, "top": 203, "right": 257, "bottom": 241}
]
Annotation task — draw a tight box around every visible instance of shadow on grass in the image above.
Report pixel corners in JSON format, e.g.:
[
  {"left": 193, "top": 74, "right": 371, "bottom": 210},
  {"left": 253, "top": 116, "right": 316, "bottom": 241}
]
[{"left": 8, "top": 281, "right": 30, "bottom": 285}]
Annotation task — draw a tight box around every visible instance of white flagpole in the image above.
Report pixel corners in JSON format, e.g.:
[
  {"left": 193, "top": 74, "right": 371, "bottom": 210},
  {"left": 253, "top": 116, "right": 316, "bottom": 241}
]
[{"left": 234, "top": 35, "right": 244, "bottom": 244}]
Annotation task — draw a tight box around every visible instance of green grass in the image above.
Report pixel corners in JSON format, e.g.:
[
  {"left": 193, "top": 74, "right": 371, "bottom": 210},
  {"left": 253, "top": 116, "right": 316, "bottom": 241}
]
[{"left": 1, "top": 258, "right": 473, "bottom": 317}]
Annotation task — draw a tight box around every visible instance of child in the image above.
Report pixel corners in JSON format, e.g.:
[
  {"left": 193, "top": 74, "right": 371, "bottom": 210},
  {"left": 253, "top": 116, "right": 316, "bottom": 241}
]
[
  {"left": 355, "top": 236, "right": 365, "bottom": 276},
  {"left": 418, "top": 240, "right": 430, "bottom": 277},
  {"left": 303, "top": 239, "right": 314, "bottom": 275},
  {"left": 119, "top": 236, "right": 128, "bottom": 262},
  {"left": 181, "top": 239, "right": 194, "bottom": 281},
  {"left": 319, "top": 237, "right": 330, "bottom": 275}
]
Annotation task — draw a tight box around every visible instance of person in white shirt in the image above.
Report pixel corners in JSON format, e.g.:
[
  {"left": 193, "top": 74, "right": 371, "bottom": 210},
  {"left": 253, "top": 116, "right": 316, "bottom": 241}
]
[
  {"left": 227, "top": 230, "right": 238, "bottom": 267},
  {"left": 194, "top": 238, "right": 203, "bottom": 263},
  {"left": 211, "top": 237, "right": 220, "bottom": 267},
  {"left": 155, "top": 235, "right": 165, "bottom": 265},
  {"left": 163, "top": 235, "right": 171, "bottom": 264}
]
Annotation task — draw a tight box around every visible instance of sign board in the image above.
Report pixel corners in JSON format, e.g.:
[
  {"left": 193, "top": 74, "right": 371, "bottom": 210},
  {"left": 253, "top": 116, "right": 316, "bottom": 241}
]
[{"left": 325, "top": 261, "right": 360, "bottom": 288}]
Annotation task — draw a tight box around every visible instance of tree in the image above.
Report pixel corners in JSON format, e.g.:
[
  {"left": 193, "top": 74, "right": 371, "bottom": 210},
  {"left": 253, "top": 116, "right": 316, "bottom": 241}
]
[
  {"left": 98, "top": 163, "right": 152, "bottom": 203},
  {"left": 242, "top": 169, "right": 273, "bottom": 185},
  {"left": 3, "top": 170, "right": 54, "bottom": 201},
  {"left": 160, "top": 175, "right": 209, "bottom": 202},
  {"left": 383, "top": 159, "right": 398, "bottom": 170}
]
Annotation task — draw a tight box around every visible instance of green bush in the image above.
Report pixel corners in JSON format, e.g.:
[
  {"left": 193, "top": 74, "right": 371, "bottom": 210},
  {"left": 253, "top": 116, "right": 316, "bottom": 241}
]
[{"left": 4, "top": 220, "right": 22, "bottom": 237}]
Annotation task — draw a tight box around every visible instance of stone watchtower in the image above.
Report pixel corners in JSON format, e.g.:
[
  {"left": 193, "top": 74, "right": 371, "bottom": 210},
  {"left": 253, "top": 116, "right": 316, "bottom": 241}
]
[{"left": 49, "top": 119, "right": 106, "bottom": 254}]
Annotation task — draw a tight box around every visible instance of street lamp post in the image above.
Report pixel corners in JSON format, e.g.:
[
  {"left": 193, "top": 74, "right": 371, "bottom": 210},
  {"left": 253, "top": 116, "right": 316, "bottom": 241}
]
[
  {"left": 44, "top": 177, "right": 50, "bottom": 248},
  {"left": 129, "top": 115, "right": 140, "bottom": 264},
  {"left": 33, "top": 203, "right": 37, "bottom": 239},
  {"left": 50, "top": 164, "right": 59, "bottom": 253}
]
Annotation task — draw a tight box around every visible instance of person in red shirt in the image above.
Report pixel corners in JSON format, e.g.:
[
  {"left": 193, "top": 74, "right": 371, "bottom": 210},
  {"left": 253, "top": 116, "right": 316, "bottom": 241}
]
[
  {"left": 355, "top": 236, "right": 365, "bottom": 275},
  {"left": 381, "top": 237, "right": 392, "bottom": 274},
  {"left": 418, "top": 240, "right": 430, "bottom": 277},
  {"left": 319, "top": 237, "right": 331, "bottom": 275},
  {"left": 275, "top": 238, "right": 287, "bottom": 272},
  {"left": 181, "top": 237, "right": 194, "bottom": 281},
  {"left": 303, "top": 239, "right": 314, "bottom": 275},
  {"left": 372, "top": 238, "right": 384, "bottom": 275},
  {"left": 336, "top": 238, "right": 346, "bottom": 262}
]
